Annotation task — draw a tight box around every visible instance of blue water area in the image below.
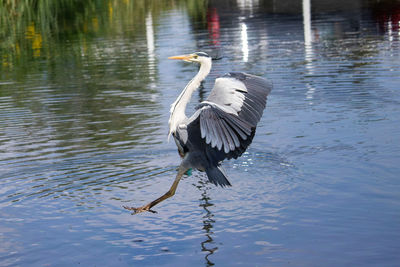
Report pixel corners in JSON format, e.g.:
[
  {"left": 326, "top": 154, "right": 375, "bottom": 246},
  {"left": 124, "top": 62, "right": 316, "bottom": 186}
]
[{"left": 0, "top": 0, "right": 400, "bottom": 266}]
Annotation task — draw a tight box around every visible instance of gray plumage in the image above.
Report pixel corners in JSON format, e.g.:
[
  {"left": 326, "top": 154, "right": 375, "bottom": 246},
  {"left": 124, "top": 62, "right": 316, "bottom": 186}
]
[{"left": 172, "top": 67, "right": 272, "bottom": 186}]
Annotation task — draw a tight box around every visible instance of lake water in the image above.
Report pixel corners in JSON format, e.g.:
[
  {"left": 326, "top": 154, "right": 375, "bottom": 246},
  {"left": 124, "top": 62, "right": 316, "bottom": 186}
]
[{"left": 1, "top": 0, "right": 400, "bottom": 266}]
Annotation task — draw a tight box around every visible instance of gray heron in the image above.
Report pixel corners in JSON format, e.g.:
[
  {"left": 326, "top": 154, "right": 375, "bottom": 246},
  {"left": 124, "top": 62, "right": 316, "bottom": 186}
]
[{"left": 124, "top": 52, "right": 272, "bottom": 214}]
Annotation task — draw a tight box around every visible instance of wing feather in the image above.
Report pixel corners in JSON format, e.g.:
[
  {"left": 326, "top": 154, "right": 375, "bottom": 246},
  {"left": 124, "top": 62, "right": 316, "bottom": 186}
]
[
  {"left": 213, "top": 115, "right": 225, "bottom": 151},
  {"left": 200, "top": 115, "right": 207, "bottom": 139},
  {"left": 241, "top": 101, "right": 261, "bottom": 124},
  {"left": 206, "top": 112, "right": 217, "bottom": 146},
  {"left": 221, "top": 119, "right": 240, "bottom": 148},
  {"left": 205, "top": 72, "right": 272, "bottom": 122},
  {"left": 218, "top": 119, "right": 232, "bottom": 153}
]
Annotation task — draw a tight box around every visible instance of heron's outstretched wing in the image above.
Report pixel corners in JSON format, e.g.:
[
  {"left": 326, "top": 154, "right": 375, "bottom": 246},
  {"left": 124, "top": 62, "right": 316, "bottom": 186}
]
[
  {"left": 175, "top": 72, "right": 272, "bottom": 186},
  {"left": 204, "top": 72, "right": 272, "bottom": 125},
  {"left": 196, "top": 72, "right": 272, "bottom": 158}
]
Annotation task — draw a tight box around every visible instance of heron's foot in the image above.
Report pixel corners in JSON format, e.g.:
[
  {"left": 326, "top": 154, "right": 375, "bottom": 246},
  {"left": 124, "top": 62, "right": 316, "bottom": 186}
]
[{"left": 123, "top": 205, "right": 158, "bottom": 215}]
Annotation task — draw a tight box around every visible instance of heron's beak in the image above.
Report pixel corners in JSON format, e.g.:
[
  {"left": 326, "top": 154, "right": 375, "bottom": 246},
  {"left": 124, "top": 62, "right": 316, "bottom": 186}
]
[{"left": 168, "top": 54, "right": 193, "bottom": 62}]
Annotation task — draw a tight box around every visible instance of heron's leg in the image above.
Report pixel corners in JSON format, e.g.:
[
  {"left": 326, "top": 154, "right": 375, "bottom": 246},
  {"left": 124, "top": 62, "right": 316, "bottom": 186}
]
[{"left": 123, "top": 163, "right": 189, "bottom": 214}]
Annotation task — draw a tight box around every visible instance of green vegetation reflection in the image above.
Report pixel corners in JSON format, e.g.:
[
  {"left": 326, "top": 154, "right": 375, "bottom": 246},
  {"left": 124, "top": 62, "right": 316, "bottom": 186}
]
[{"left": 0, "top": 0, "right": 207, "bottom": 73}]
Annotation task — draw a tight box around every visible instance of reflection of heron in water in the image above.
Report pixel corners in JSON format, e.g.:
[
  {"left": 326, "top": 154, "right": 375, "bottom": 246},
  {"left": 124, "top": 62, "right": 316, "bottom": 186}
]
[
  {"left": 124, "top": 52, "right": 272, "bottom": 214},
  {"left": 197, "top": 178, "right": 217, "bottom": 266}
]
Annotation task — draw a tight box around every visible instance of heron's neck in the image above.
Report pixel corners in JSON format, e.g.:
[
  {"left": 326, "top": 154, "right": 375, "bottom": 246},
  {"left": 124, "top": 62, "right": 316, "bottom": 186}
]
[{"left": 168, "top": 61, "right": 211, "bottom": 138}]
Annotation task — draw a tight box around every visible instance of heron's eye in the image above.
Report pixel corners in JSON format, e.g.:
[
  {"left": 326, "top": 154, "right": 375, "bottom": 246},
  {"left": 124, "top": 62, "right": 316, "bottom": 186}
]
[{"left": 193, "top": 55, "right": 198, "bottom": 59}]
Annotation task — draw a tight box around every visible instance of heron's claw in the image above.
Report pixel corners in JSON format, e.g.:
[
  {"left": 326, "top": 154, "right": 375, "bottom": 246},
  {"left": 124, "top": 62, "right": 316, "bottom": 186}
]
[{"left": 123, "top": 205, "right": 158, "bottom": 215}]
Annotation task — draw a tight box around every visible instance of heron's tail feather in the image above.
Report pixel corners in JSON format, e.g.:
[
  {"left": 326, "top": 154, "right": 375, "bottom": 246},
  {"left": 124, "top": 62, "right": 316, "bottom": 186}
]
[{"left": 205, "top": 165, "right": 231, "bottom": 187}]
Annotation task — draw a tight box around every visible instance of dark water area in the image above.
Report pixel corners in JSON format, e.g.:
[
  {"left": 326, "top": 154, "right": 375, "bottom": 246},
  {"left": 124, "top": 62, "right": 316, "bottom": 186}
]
[{"left": 1, "top": 0, "right": 400, "bottom": 266}]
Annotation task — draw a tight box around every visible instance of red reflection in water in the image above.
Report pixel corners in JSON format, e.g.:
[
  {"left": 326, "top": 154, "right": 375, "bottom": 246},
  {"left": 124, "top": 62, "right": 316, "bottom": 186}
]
[
  {"left": 373, "top": 2, "right": 400, "bottom": 33},
  {"left": 207, "top": 8, "right": 220, "bottom": 46}
]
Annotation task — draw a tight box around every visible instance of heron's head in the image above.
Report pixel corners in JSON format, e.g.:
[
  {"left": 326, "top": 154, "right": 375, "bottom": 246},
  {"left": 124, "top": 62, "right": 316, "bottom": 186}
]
[{"left": 168, "top": 52, "right": 211, "bottom": 64}]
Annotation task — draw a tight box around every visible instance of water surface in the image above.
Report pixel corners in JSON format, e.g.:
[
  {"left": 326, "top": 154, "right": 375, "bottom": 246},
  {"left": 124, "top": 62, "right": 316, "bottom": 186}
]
[{"left": 1, "top": 0, "right": 400, "bottom": 266}]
